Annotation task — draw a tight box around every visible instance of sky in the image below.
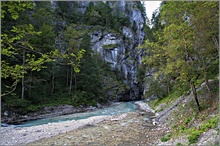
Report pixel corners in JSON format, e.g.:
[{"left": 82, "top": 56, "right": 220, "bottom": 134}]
[{"left": 144, "top": 1, "right": 161, "bottom": 21}]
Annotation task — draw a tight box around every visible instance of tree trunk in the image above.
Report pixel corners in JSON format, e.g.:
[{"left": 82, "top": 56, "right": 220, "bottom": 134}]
[
  {"left": 190, "top": 81, "right": 201, "bottom": 111},
  {"left": 212, "top": 37, "right": 219, "bottom": 52},
  {"left": 66, "top": 68, "right": 69, "bottom": 88},
  {"left": 51, "top": 66, "right": 55, "bottom": 94},
  {"left": 167, "top": 76, "right": 171, "bottom": 95},
  {"left": 69, "top": 66, "right": 73, "bottom": 95},
  {"left": 21, "top": 50, "right": 25, "bottom": 99},
  {"left": 204, "top": 72, "right": 212, "bottom": 93},
  {"left": 29, "top": 70, "right": 32, "bottom": 98},
  {"left": 74, "top": 73, "right": 76, "bottom": 93}
]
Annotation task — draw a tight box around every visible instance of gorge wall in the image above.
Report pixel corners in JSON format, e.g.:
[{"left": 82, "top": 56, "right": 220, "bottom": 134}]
[{"left": 54, "top": 1, "right": 146, "bottom": 101}]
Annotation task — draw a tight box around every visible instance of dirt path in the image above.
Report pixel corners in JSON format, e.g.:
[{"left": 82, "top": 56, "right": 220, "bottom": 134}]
[{"left": 27, "top": 112, "right": 169, "bottom": 146}]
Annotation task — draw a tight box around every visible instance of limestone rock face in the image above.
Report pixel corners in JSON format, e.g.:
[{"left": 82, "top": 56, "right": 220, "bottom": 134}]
[
  {"left": 53, "top": 1, "right": 146, "bottom": 101},
  {"left": 89, "top": 1, "right": 145, "bottom": 101}
]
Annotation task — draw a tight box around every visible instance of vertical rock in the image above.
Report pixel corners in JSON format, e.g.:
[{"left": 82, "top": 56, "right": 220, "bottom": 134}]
[{"left": 89, "top": 1, "right": 145, "bottom": 100}]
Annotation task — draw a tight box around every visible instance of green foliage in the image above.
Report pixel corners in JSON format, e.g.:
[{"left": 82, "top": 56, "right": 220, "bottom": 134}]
[
  {"left": 4, "top": 97, "right": 31, "bottom": 108},
  {"left": 103, "top": 43, "right": 120, "bottom": 49},
  {"left": 1, "top": 1, "right": 58, "bottom": 98},
  {"left": 140, "top": 1, "right": 218, "bottom": 111},
  {"left": 63, "top": 24, "right": 86, "bottom": 73},
  {"left": 184, "top": 117, "right": 192, "bottom": 125},
  {"left": 180, "top": 125, "right": 187, "bottom": 133},
  {"left": 56, "top": 1, "right": 83, "bottom": 24},
  {"left": 145, "top": 78, "right": 168, "bottom": 99},
  {"left": 1, "top": 1, "right": 36, "bottom": 20},
  {"left": 136, "top": 2, "right": 146, "bottom": 18},
  {"left": 160, "top": 133, "right": 171, "bottom": 142},
  {"left": 84, "top": 1, "right": 130, "bottom": 32},
  {"left": 176, "top": 142, "right": 184, "bottom": 146},
  {"left": 187, "top": 130, "right": 203, "bottom": 144},
  {"left": 185, "top": 116, "right": 218, "bottom": 144},
  {"left": 85, "top": 2, "right": 113, "bottom": 27},
  {"left": 1, "top": 1, "right": 133, "bottom": 115},
  {"left": 200, "top": 116, "right": 218, "bottom": 131}
]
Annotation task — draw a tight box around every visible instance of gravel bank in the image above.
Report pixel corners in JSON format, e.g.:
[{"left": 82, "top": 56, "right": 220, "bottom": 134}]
[
  {"left": 27, "top": 112, "right": 168, "bottom": 146},
  {"left": 1, "top": 101, "right": 170, "bottom": 145},
  {"left": 1, "top": 115, "right": 112, "bottom": 145}
]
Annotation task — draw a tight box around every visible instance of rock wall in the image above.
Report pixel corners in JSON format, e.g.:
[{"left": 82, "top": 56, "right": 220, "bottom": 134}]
[
  {"left": 89, "top": 2, "right": 145, "bottom": 100},
  {"left": 53, "top": 1, "right": 146, "bottom": 101}
]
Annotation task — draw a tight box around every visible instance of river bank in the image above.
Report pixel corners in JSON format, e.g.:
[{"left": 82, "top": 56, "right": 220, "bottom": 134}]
[
  {"left": 1, "top": 97, "right": 218, "bottom": 145},
  {"left": 1, "top": 101, "right": 166, "bottom": 145},
  {"left": 27, "top": 101, "right": 170, "bottom": 146},
  {"left": 1, "top": 102, "right": 113, "bottom": 125}
]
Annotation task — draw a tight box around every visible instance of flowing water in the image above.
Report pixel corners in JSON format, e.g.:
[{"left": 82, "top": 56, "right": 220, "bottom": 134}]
[{"left": 5, "top": 102, "right": 138, "bottom": 128}]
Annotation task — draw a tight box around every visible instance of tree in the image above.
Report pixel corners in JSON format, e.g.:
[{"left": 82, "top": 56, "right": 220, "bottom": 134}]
[
  {"left": 190, "top": 1, "right": 219, "bottom": 93},
  {"left": 63, "top": 24, "right": 86, "bottom": 95},
  {"left": 141, "top": 1, "right": 218, "bottom": 111},
  {"left": 1, "top": 1, "right": 55, "bottom": 99}
]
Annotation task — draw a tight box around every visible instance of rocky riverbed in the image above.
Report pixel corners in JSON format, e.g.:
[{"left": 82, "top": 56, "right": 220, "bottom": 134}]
[
  {"left": 1, "top": 100, "right": 218, "bottom": 145},
  {"left": 1, "top": 101, "right": 170, "bottom": 145},
  {"left": 28, "top": 112, "right": 168, "bottom": 146}
]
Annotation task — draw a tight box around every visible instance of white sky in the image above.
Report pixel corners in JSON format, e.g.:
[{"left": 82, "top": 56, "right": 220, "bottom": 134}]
[{"left": 144, "top": 1, "right": 161, "bottom": 21}]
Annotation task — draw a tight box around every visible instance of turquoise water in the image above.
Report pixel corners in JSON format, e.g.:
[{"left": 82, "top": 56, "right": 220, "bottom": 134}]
[{"left": 10, "top": 102, "right": 137, "bottom": 127}]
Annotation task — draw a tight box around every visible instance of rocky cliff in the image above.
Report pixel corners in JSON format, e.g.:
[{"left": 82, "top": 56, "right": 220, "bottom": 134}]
[
  {"left": 53, "top": 1, "right": 146, "bottom": 101},
  {"left": 90, "top": 1, "right": 145, "bottom": 101}
]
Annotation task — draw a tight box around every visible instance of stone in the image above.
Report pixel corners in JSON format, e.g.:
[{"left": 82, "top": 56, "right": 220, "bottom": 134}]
[
  {"left": 155, "top": 103, "right": 167, "bottom": 111},
  {"left": 4, "top": 111, "right": 8, "bottom": 116},
  {"left": 97, "top": 103, "right": 101, "bottom": 108}
]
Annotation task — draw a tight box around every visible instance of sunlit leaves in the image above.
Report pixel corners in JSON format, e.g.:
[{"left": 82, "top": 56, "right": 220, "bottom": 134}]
[
  {"left": 141, "top": 1, "right": 218, "bottom": 88},
  {"left": 1, "top": 1, "right": 56, "bottom": 97},
  {"left": 1, "top": 1, "right": 35, "bottom": 20}
]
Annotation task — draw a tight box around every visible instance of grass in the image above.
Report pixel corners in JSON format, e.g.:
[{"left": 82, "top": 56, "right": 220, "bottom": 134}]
[{"left": 148, "top": 89, "right": 184, "bottom": 110}]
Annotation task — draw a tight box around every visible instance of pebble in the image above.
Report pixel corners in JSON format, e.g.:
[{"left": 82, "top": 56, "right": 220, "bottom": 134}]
[{"left": 103, "top": 126, "right": 109, "bottom": 129}]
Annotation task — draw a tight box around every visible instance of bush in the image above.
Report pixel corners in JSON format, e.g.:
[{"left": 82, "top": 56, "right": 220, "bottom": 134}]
[
  {"left": 176, "top": 142, "right": 183, "bottom": 146},
  {"left": 188, "top": 130, "right": 203, "bottom": 144},
  {"left": 26, "top": 105, "right": 42, "bottom": 112},
  {"left": 103, "top": 43, "right": 120, "bottom": 49},
  {"left": 200, "top": 116, "right": 218, "bottom": 131},
  {"left": 180, "top": 125, "right": 187, "bottom": 133},
  {"left": 160, "top": 133, "right": 171, "bottom": 142},
  {"left": 5, "top": 97, "right": 31, "bottom": 108},
  {"left": 184, "top": 117, "right": 192, "bottom": 125}
]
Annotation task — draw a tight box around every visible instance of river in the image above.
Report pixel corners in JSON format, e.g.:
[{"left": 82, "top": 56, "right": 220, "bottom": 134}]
[{"left": 15, "top": 102, "right": 138, "bottom": 127}]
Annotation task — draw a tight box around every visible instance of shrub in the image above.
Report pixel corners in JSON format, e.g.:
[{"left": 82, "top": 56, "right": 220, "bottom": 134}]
[
  {"left": 160, "top": 133, "right": 171, "bottom": 142},
  {"left": 103, "top": 43, "right": 120, "bottom": 49},
  {"left": 5, "top": 97, "right": 31, "bottom": 108},
  {"left": 200, "top": 116, "right": 218, "bottom": 131},
  {"left": 184, "top": 117, "right": 192, "bottom": 125},
  {"left": 180, "top": 125, "right": 187, "bottom": 133},
  {"left": 188, "top": 130, "right": 203, "bottom": 144},
  {"left": 176, "top": 142, "right": 183, "bottom": 146}
]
